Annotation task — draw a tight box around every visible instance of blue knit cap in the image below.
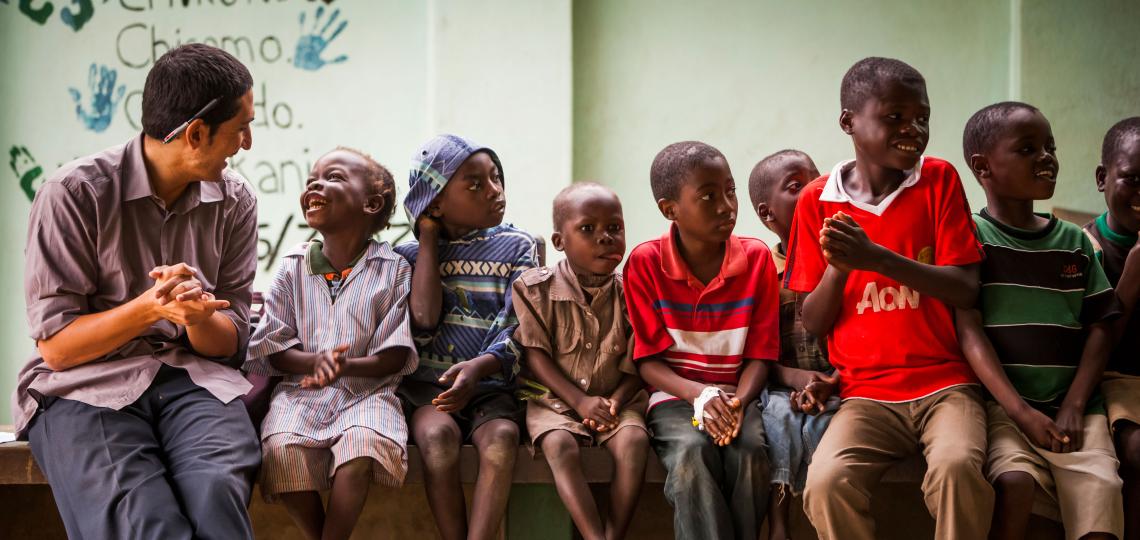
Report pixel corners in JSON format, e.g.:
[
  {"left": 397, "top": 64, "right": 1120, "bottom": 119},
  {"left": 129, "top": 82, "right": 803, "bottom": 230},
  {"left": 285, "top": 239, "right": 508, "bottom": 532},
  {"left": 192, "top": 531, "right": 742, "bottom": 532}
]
[{"left": 403, "top": 134, "right": 504, "bottom": 236}]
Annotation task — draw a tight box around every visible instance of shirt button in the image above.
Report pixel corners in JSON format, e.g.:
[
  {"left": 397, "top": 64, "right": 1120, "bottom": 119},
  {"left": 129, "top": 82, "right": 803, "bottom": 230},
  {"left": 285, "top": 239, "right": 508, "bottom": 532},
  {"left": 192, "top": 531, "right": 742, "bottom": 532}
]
[
  {"left": 553, "top": 403, "right": 561, "bottom": 409},
  {"left": 579, "top": 379, "right": 588, "bottom": 387},
  {"left": 585, "top": 343, "right": 593, "bottom": 349}
]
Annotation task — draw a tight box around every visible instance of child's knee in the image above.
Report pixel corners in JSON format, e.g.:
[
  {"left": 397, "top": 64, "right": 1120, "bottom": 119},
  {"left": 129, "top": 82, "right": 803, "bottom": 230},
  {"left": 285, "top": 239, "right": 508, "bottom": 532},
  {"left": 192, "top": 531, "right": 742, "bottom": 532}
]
[
  {"left": 416, "top": 421, "right": 462, "bottom": 459},
  {"left": 992, "top": 471, "right": 1036, "bottom": 504},
  {"left": 1117, "top": 422, "right": 1140, "bottom": 470},
  {"left": 335, "top": 457, "right": 374, "bottom": 482},
  {"left": 475, "top": 420, "right": 520, "bottom": 468},
  {"left": 540, "top": 431, "right": 581, "bottom": 463}
]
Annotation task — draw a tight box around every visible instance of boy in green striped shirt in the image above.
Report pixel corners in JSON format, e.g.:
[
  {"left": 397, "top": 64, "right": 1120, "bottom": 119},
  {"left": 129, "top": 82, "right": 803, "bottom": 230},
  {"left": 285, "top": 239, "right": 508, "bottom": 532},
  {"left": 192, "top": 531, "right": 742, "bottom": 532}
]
[{"left": 957, "top": 102, "right": 1123, "bottom": 540}]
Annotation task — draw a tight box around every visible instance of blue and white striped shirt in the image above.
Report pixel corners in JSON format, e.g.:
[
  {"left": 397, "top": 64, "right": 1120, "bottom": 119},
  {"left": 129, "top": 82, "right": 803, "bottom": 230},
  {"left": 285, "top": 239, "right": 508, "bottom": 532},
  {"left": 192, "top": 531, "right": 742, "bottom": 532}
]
[
  {"left": 244, "top": 239, "right": 418, "bottom": 450},
  {"left": 394, "top": 223, "right": 538, "bottom": 394}
]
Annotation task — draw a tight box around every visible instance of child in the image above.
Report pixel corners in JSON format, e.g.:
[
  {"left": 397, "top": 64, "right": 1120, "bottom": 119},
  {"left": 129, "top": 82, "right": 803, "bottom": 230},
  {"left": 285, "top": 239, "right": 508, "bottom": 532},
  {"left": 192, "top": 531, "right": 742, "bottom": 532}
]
[
  {"left": 784, "top": 57, "right": 992, "bottom": 540},
  {"left": 1085, "top": 116, "right": 1140, "bottom": 540},
  {"left": 624, "top": 140, "right": 779, "bottom": 540},
  {"left": 747, "top": 149, "right": 836, "bottom": 540},
  {"left": 244, "top": 148, "right": 418, "bottom": 540},
  {"left": 394, "top": 134, "right": 537, "bottom": 540},
  {"left": 956, "top": 102, "right": 1124, "bottom": 540},
  {"left": 513, "top": 182, "right": 650, "bottom": 540}
]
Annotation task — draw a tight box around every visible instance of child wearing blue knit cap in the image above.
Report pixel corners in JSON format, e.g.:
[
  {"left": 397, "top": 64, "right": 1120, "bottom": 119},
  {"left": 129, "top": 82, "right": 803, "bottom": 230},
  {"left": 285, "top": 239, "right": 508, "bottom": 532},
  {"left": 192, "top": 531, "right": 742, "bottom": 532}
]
[{"left": 394, "top": 134, "right": 538, "bottom": 540}]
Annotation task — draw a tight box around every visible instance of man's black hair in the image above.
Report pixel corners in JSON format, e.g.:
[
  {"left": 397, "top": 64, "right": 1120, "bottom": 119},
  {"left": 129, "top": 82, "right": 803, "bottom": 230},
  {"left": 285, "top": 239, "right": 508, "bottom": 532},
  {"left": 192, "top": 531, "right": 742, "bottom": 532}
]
[{"left": 142, "top": 43, "right": 254, "bottom": 141}]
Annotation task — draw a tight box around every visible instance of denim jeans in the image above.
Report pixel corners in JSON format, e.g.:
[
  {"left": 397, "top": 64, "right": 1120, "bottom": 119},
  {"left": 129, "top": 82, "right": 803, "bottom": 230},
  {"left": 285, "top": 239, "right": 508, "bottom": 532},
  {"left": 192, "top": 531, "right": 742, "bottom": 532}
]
[
  {"left": 760, "top": 386, "right": 837, "bottom": 494},
  {"left": 647, "top": 398, "right": 771, "bottom": 540}
]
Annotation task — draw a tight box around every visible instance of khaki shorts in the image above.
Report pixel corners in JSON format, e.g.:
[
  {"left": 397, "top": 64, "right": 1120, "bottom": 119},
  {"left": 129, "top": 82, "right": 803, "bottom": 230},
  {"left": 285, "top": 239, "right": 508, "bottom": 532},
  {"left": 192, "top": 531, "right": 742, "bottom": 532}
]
[
  {"left": 1102, "top": 371, "right": 1140, "bottom": 432},
  {"left": 985, "top": 401, "right": 1123, "bottom": 540}
]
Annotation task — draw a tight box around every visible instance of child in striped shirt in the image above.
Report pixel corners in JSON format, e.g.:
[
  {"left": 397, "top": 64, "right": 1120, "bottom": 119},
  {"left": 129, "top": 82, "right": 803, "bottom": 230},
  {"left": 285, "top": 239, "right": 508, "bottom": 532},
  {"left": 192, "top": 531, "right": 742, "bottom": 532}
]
[
  {"left": 244, "top": 148, "right": 419, "bottom": 540},
  {"left": 624, "top": 141, "right": 780, "bottom": 539},
  {"left": 394, "top": 134, "right": 538, "bottom": 540}
]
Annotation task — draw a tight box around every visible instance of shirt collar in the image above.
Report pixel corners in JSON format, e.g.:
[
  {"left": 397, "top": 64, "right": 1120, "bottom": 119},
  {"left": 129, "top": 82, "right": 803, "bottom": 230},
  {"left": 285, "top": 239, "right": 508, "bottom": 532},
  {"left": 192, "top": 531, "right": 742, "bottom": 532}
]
[
  {"left": 1097, "top": 212, "right": 1139, "bottom": 247},
  {"left": 121, "top": 133, "right": 226, "bottom": 209},
  {"left": 659, "top": 223, "right": 746, "bottom": 287},
  {"left": 304, "top": 238, "right": 392, "bottom": 275},
  {"left": 122, "top": 134, "right": 153, "bottom": 202},
  {"left": 547, "top": 258, "right": 615, "bottom": 307},
  {"left": 771, "top": 242, "right": 786, "bottom": 276},
  {"left": 818, "top": 156, "right": 924, "bottom": 216}
]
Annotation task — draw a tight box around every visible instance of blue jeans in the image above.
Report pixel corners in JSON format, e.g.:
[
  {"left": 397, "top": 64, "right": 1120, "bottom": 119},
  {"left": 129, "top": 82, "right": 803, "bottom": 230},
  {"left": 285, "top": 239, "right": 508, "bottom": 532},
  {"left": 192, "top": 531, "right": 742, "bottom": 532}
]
[
  {"left": 760, "top": 387, "right": 838, "bottom": 494},
  {"left": 647, "top": 398, "right": 771, "bottom": 540}
]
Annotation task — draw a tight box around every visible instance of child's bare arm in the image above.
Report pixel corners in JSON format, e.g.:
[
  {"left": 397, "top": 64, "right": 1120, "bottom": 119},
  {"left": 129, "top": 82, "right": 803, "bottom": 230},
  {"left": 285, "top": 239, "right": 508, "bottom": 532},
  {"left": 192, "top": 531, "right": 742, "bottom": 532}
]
[
  {"left": 608, "top": 373, "right": 644, "bottom": 413},
  {"left": 408, "top": 217, "right": 443, "bottom": 330},
  {"left": 822, "top": 212, "right": 980, "bottom": 308},
  {"left": 770, "top": 363, "right": 817, "bottom": 391},
  {"left": 339, "top": 346, "right": 414, "bottom": 378},
  {"left": 734, "top": 359, "right": 769, "bottom": 406},
  {"left": 955, "top": 308, "right": 1067, "bottom": 450},
  {"left": 801, "top": 265, "right": 848, "bottom": 337},
  {"left": 431, "top": 353, "right": 499, "bottom": 412},
  {"left": 1056, "top": 320, "right": 1114, "bottom": 452}
]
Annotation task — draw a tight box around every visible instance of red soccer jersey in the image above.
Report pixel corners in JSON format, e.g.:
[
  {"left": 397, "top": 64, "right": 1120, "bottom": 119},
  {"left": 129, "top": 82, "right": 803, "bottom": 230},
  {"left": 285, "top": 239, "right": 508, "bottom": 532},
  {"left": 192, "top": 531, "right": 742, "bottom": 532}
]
[
  {"left": 784, "top": 156, "right": 983, "bottom": 402},
  {"left": 624, "top": 225, "right": 780, "bottom": 409}
]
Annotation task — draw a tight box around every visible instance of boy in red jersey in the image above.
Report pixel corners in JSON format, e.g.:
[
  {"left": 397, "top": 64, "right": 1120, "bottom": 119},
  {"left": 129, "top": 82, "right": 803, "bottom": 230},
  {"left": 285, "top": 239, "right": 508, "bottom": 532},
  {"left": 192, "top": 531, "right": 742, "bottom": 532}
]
[
  {"left": 784, "top": 57, "right": 992, "bottom": 540},
  {"left": 624, "top": 141, "right": 780, "bottom": 539}
]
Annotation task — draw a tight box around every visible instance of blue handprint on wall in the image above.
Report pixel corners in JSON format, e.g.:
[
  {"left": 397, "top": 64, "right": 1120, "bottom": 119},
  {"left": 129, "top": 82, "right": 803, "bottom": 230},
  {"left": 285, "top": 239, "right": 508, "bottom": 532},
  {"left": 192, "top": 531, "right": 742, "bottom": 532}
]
[
  {"left": 294, "top": 6, "right": 348, "bottom": 71},
  {"left": 68, "top": 63, "right": 125, "bottom": 133}
]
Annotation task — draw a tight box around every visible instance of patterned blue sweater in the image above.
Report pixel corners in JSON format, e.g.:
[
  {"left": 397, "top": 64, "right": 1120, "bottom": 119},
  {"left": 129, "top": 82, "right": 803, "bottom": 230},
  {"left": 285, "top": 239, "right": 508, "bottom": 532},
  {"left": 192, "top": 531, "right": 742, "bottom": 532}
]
[{"left": 394, "top": 223, "right": 538, "bottom": 393}]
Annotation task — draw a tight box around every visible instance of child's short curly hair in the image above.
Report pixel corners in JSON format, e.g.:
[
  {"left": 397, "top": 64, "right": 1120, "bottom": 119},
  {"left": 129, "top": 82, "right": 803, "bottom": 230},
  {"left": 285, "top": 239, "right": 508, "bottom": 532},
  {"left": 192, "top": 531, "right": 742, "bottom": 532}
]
[
  {"left": 336, "top": 146, "right": 397, "bottom": 235},
  {"left": 840, "top": 57, "right": 926, "bottom": 111}
]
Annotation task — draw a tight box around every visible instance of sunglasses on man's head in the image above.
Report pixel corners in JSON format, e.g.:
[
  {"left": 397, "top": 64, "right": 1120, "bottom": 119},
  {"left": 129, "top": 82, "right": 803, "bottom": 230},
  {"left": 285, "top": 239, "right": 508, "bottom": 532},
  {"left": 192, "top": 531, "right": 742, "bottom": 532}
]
[{"left": 162, "top": 97, "right": 222, "bottom": 144}]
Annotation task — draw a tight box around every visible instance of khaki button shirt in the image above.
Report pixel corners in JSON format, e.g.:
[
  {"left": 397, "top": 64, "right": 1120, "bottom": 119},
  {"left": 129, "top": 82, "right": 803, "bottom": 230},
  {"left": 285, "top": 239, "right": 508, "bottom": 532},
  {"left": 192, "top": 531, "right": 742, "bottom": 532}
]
[{"left": 512, "top": 260, "right": 640, "bottom": 422}]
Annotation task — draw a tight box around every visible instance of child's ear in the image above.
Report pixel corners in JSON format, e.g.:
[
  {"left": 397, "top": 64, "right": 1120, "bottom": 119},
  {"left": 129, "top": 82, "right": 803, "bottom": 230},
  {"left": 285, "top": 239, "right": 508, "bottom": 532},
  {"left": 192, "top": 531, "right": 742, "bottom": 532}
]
[
  {"left": 656, "top": 198, "right": 677, "bottom": 221},
  {"left": 550, "top": 231, "right": 565, "bottom": 252},
  {"left": 968, "top": 153, "right": 990, "bottom": 179},
  {"left": 839, "top": 109, "right": 855, "bottom": 135},
  {"left": 363, "top": 194, "right": 384, "bottom": 216},
  {"left": 427, "top": 204, "right": 443, "bottom": 218},
  {"left": 756, "top": 202, "right": 774, "bottom": 223},
  {"left": 1095, "top": 164, "right": 1108, "bottom": 192}
]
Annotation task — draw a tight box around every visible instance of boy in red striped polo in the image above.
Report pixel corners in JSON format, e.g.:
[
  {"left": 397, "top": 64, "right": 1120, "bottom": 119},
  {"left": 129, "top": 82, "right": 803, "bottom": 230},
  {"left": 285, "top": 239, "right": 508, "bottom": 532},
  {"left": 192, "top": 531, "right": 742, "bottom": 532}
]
[
  {"left": 786, "top": 57, "right": 992, "bottom": 540},
  {"left": 624, "top": 141, "right": 780, "bottom": 540}
]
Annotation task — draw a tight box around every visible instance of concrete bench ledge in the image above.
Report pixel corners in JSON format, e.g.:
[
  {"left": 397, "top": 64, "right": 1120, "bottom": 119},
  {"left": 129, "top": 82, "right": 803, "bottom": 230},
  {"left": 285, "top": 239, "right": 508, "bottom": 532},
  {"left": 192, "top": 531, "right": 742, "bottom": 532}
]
[{"left": 0, "top": 440, "right": 927, "bottom": 486}]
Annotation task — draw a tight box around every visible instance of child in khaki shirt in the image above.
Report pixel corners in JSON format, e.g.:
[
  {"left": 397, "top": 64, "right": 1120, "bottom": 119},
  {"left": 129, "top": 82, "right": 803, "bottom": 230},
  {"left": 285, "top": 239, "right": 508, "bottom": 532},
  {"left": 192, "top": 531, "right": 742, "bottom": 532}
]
[{"left": 513, "top": 183, "right": 649, "bottom": 540}]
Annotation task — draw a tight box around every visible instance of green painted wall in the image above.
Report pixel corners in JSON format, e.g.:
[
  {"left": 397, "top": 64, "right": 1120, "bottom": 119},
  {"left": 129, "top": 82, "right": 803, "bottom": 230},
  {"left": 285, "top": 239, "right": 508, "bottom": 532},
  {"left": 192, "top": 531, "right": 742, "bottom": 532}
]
[
  {"left": 1019, "top": 0, "right": 1140, "bottom": 215},
  {"left": 1, "top": 0, "right": 1136, "bottom": 428}
]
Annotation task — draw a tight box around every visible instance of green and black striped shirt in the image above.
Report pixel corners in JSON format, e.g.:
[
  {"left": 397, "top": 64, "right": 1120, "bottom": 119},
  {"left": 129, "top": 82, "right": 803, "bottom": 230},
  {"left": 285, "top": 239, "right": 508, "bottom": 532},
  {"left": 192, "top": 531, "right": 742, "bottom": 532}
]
[{"left": 975, "top": 209, "right": 1119, "bottom": 414}]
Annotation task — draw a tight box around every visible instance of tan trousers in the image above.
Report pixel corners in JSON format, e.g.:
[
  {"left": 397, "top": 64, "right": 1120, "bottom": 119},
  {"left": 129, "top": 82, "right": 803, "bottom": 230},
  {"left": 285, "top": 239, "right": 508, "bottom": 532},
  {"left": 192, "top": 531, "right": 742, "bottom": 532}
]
[{"left": 803, "top": 386, "right": 994, "bottom": 540}]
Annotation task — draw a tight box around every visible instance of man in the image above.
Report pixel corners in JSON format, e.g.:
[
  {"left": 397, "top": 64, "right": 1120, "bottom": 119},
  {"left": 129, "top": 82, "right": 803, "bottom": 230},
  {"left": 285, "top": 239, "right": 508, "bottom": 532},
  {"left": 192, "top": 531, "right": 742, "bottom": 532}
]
[{"left": 12, "top": 43, "right": 260, "bottom": 539}]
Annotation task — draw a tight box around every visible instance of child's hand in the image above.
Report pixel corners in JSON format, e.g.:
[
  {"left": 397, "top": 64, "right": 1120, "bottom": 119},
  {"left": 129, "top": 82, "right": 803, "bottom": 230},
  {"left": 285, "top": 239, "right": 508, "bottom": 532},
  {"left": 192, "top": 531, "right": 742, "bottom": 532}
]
[
  {"left": 701, "top": 392, "right": 740, "bottom": 445},
  {"left": 790, "top": 372, "right": 839, "bottom": 415},
  {"left": 416, "top": 214, "right": 442, "bottom": 238},
  {"left": 1053, "top": 405, "right": 1084, "bottom": 453},
  {"left": 576, "top": 396, "right": 618, "bottom": 432},
  {"left": 433, "top": 360, "right": 480, "bottom": 412},
  {"left": 301, "top": 344, "right": 349, "bottom": 389},
  {"left": 716, "top": 395, "right": 745, "bottom": 447},
  {"left": 1011, "top": 406, "right": 1068, "bottom": 451},
  {"left": 820, "top": 212, "right": 884, "bottom": 273}
]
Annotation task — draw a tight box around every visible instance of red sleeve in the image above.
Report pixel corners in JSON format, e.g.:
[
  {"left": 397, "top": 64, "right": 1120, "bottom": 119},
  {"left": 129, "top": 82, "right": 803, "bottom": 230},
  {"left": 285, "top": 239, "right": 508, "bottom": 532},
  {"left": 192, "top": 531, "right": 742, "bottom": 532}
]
[
  {"left": 623, "top": 244, "right": 675, "bottom": 362},
  {"left": 743, "top": 243, "right": 780, "bottom": 361},
  {"left": 930, "top": 160, "right": 984, "bottom": 266},
  {"left": 783, "top": 178, "right": 828, "bottom": 293}
]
